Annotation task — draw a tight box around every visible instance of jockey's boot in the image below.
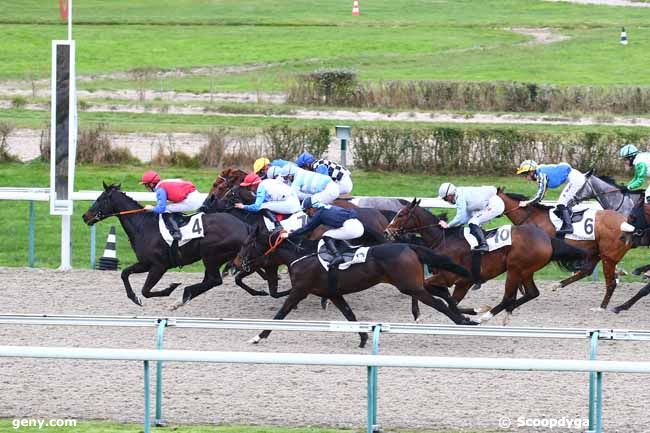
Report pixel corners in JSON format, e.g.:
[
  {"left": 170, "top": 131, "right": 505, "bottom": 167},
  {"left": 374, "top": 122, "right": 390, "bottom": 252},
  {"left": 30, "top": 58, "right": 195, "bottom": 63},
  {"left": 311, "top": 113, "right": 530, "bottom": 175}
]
[
  {"left": 469, "top": 223, "right": 488, "bottom": 254},
  {"left": 555, "top": 204, "right": 573, "bottom": 236},
  {"left": 324, "top": 237, "right": 343, "bottom": 295},
  {"left": 163, "top": 213, "right": 182, "bottom": 241},
  {"left": 261, "top": 209, "right": 282, "bottom": 230}
]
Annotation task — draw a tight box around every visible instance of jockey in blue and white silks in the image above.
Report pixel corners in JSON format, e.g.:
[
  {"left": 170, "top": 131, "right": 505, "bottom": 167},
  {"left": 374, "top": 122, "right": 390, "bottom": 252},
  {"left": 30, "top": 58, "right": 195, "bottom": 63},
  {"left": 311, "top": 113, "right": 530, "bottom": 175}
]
[
  {"left": 438, "top": 183, "right": 505, "bottom": 253},
  {"left": 280, "top": 164, "right": 340, "bottom": 205},
  {"left": 516, "top": 160, "right": 586, "bottom": 236},
  {"left": 296, "top": 151, "right": 353, "bottom": 195}
]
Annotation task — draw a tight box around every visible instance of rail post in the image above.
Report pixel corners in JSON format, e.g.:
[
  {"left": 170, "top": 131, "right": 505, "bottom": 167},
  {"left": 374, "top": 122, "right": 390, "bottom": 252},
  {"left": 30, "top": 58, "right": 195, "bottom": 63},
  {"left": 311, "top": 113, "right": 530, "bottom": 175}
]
[
  {"left": 28, "top": 200, "right": 35, "bottom": 267},
  {"left": 588, "top": 331, "right": 599, "bottom": 432},
  {"left": 595, "top": 371, "right": 603, "bottom": 433},
  {"left": 155, "top": 319, "right": 168, "bottom": 426},
  {"left": 144, "top": 360, "right": 151, "bottom": 433},
  {"left": 367, "top": 324, "right": 381, "bottom": 433}
]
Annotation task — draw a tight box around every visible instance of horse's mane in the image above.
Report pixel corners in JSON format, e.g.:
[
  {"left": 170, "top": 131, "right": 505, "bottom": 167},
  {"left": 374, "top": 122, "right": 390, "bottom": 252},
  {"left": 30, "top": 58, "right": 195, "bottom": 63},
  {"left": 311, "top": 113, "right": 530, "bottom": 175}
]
[
  {"left": 501, "top": 191, "right": 552, "bottom": 211},
  {"left": 109, "top": 184, "right": 143, "bottom": 208},
  {"left": 597, "top": 175, "right": 626, "bottom": 189}
]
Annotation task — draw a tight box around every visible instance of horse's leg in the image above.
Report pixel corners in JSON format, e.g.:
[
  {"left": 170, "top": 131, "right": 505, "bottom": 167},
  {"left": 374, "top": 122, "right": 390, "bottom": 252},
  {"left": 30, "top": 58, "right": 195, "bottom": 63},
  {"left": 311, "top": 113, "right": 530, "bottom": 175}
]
[
  {"left": 425, "top": 284, "right": 478, "bottom": 316},
  {"left": 141, "top": 265, "right": 177, "bottom": 298},
  {"left": 265, "top": 265, "right": 290, "bottom": 298},
  {"left": 329, "top": 296, "right": 368, "bottom": 348},
  {"left": 399, "top": 284, "right": 476, "bottom": 325},
  {"left": 610, "top": 283, "right": 650, "bottom": 313},
  {"left": 447, "top": 281, "right": 491, "bottom": 315},
  {"left": 597, "top": 258, "right": 618, "bottom": 311},
  {"left": 250, "top": 286, "right": 309, "bottom": 344},
  {"left": 180, "top": 257, "right": 224, "bottom": 305},
  {"left": 120, "top": 262, "right": 151, "bottom": 306},
  {"left": 553, "top": 256, "right": 599, "bottom": 290},
  {"left": 410, "top": 298, "right": 421, "bottom": 322},
  {"left": 234, "top": 270, "right": 269, "bottom": 296},
  {"left": 480, "top": 273, "right": 520, "bottom": 323},
  {"left": 632, "top": 263, "right": 650, "bottom": 276},
  {"left": 503, "top": 275, "right": 540, "bottom": 325}
]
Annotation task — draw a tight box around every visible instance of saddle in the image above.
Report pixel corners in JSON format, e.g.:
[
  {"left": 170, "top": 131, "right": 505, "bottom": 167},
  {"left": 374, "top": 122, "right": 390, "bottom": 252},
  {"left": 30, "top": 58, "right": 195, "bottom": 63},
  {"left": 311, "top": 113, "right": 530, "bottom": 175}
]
[
  {"left": 553, "top": 207, "right": 588, "bottom": 224},
  {"left": 317, "top": 239, "right": 370, "bottom": 271}
]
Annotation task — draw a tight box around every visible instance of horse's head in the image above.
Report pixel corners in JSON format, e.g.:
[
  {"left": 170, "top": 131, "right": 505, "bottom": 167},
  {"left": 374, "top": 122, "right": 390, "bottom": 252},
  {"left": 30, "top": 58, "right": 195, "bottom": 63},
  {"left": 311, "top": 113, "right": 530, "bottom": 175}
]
[
  {"left": 82, "top": 182, "right": 125, "bottom": 225},
  {"left": 235, "top": 223, "right": 280, "bottom": 272},
  {"left": 209, "top": 167, "right": 247, "bottom": 200},
  {"left": 385, "top": 198, "right": 425, "bottom": 240},
  {"left": 224, "top": 185, "right": 256, "bottom": 207}
]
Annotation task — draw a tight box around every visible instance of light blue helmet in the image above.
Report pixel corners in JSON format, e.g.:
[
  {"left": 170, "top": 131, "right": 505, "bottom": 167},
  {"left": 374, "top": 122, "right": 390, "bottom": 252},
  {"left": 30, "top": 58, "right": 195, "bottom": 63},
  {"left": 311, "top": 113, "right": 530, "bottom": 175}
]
[
  {"left": 266, "top": 166, "right": 281, "bottom": 179},
  {"left": 280, "top": 164, "right": 298, "bottom": 177},
  {"left": 619, "top": 144, "right": 639, "bottom": 159},
  {"left": 296, "top": 151, "right": 316, "bottom": 168}
]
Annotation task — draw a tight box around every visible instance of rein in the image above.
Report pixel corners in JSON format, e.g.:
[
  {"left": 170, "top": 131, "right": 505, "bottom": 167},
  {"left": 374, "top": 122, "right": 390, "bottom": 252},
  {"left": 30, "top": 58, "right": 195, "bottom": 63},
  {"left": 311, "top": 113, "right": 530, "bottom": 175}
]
[
  {"left": 264, "top": 231, "right": 286, "bottom": 256},
  {"left": 104, "top": 208, "right": 147, "bottom": 218}
]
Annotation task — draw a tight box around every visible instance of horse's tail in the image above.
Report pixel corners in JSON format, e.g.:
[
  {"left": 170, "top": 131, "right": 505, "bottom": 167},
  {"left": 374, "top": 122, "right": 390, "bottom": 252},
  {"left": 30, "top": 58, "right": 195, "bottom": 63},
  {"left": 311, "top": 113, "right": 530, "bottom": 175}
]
[
  {"left": 550, "top": 237, "right": 589, "bottom": 272},
  {"left": 409, "top": 245, "right": 470, "bottom": 278}
]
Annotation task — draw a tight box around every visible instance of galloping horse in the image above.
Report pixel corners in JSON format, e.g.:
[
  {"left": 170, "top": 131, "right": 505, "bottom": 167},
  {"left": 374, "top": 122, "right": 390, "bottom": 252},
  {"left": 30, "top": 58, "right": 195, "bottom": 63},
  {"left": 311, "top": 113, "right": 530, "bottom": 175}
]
[
  {"left": 497, "top": 189, "right": 631, "bottom": 310},
  {"left": 385, "top": 199, "right": 586, "bottom": 323},
  {"left": 236, "top": 224, "right": 475, "bottom": 347},
  {"left": 573, "top": 172, "right": 643, "bottom": 216},
  {"left": 83, "top": 183, "right": 277, "bottom": 306}
]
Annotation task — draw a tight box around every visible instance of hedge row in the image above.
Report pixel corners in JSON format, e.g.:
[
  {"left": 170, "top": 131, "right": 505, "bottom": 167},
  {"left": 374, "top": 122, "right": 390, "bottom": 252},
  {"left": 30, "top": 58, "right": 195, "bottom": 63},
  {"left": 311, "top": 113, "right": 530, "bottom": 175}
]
[
  {"left": 288, "top": 71, "right": 650, "bottom": 114},
  {"left": 352, "top": 126, "right": 650, "bottom": 175}
]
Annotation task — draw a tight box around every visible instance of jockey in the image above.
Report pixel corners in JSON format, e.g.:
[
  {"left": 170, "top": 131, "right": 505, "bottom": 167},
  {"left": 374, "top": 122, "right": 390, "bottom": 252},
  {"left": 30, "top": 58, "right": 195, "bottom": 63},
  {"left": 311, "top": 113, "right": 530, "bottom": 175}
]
[
  {"left": 235, "top": 167, "right": 301, "bottom": 228},
  {"left": 619, "top": 144, "right": 650, "bottom": 233},
  {"left": 516, "top": 160, "right": 586, "bottom": 236},
  {"left": 296, "top": 151, "right": 353, "bottom": 195},
  {"left": 282, "top": 197, "right": 364, "bottom": 291},
  {"left": 438, "top": 183, "right": 505, "bottom": 253},
  {"left": 253, "top": 157, "right": 294, "bottom": 179},
  {"left": 279, "top": 164, "right": 340, "bottom": 205},
  {"left": 140, "top": 170, "right": 203, "bottom": 241}
]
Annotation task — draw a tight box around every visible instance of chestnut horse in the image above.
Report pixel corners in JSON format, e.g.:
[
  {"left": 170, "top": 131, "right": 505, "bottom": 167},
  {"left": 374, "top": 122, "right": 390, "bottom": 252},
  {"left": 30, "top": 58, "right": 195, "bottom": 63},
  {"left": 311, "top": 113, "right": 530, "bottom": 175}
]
[{"left": 497, "top": 189, "right": 631, "bottom": 310}]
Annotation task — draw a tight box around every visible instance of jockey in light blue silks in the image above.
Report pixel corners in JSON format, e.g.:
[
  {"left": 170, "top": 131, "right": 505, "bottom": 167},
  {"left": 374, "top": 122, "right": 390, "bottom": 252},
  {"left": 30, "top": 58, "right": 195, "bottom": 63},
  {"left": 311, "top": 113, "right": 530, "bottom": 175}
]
[
  {"left": 279, "top": 164, "right": 340, "bottom": 205},
  {"left": 295, "top": 151, "right": 353, "bottom": 195},
  {"left": 516, "top": 160, "right": 587, "bottom": 236},
  {"left": 438, "top": 183, "right": 505, "bottom": 253}
]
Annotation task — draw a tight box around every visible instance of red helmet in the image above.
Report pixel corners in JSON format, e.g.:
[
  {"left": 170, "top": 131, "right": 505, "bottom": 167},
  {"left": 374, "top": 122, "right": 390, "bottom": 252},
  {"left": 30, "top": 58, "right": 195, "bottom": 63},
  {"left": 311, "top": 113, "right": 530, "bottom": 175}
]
[
  {"left": 240, "top": 172, "right": 262, "bottom": 187},
  {"left": 140, "top": 170, "right": 161, "bottom": 185}
]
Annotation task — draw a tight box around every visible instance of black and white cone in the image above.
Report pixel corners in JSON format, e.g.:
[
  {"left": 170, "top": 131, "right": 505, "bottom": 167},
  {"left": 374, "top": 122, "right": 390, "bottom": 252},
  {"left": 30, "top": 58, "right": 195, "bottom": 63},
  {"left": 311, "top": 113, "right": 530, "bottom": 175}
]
[
  {"left": 97, "top": 226, "right": 119, "bottom": 270},
  {"left": 621, "top": 27, "right": 628, "bottom": 45}
]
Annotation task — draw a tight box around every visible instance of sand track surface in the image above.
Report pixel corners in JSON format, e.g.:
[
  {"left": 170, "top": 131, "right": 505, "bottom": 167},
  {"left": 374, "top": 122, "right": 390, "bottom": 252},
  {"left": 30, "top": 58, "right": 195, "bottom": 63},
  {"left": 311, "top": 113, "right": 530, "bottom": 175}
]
[{"left": 0, "top": 267, "right": 649, "bottom": 432}]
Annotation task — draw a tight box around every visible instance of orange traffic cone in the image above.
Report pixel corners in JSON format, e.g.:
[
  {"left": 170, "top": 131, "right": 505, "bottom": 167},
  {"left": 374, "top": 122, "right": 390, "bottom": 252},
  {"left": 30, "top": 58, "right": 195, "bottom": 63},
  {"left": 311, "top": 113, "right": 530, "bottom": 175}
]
[{"left": 352, "top": 0, "right": 360, "bottom": 16}]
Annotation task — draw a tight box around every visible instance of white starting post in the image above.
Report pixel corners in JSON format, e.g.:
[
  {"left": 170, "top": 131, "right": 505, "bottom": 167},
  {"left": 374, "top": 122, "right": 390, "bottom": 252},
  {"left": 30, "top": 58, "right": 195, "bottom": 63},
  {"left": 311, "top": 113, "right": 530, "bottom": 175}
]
[
  {"left": 336, "top": 125, "right": 351, "bottom": 167},
  {"left": 50, "top": 0, "right": 77, "bottom": 270}
]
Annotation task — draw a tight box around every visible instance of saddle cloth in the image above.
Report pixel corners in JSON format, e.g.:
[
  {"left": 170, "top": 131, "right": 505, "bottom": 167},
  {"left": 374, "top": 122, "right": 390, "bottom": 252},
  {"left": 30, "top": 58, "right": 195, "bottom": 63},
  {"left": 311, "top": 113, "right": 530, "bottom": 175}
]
[
  {"left": 264, "top": 211, "right": 309, "bottom": 232},
  {"left": 548, "top": 205, "right": 597, "bottom": 241},
  {"left": 158, "top": 213, "right": 204, "bottom": 247},
  {"left": 317, "top": 239, "right": 370, "bottom": 271},
  {"left": 463, "top": 224, "right": 513, "bottom": 252}
]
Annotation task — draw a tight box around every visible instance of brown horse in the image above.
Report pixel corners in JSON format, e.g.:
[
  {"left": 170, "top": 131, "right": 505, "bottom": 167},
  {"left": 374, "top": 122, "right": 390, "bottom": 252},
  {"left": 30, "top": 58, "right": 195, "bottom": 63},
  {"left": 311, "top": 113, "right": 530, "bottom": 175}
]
[
  {"left": 236, "top": 224, "right": 476, "bottom": 347},
  {"left": 497, "top": 189, "right": 631, "bottom": 310},
  {"left": 385, "top": 199, "right": 587, "bottom": 323}
]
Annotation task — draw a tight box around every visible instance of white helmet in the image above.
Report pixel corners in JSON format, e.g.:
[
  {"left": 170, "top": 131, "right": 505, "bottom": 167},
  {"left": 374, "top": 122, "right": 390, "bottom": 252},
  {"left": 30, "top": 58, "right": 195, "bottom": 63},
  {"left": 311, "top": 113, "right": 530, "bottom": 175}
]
[
  {"left": 438, "top": 182, "right": 456, "bottom": 199},
  {"left": 266, "top": 166, "right": 281, "bottom": 179}
]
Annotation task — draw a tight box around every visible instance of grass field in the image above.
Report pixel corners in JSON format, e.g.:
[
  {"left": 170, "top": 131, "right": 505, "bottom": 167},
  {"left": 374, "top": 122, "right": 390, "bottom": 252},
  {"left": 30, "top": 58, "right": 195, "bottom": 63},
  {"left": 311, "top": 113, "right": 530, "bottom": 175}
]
[
  {"left": 1, "top": 0, "right": 650, "bottom": 91},
  {"left": 0, "top": 161, "right": 648, "bottom": 281}
]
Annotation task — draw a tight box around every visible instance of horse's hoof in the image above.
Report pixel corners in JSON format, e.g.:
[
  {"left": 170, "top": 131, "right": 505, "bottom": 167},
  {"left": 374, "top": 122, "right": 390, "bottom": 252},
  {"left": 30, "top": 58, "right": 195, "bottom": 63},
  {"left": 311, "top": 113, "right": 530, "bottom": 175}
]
[
  {"left": 359, "top": 338, "right": 368, "bottom": 348},
  {"left": 616, "top": 268, "right": 629, "bottom": 277},
  {"left": 632, "top": 268, "right": 643, "bottom": 276},
  {"left": 479, "top": 311, "right": 494, "bottom": 323},
  {"left": 590, "top": 307, "right": 606, "bottom": 312},
  {"left": 415, "top": 315, "right": 425, "bottom": 324},
  {"left": 129, "top": 296, "right": 143, "bottom": 307},
  {"left": 253, "top": 290, "right": 269, "bottom": 296},
  {"left": 249, "top": 335, "right": 261, "bottom": 344},
  {"left": 169, "top": 300, "right": 184, "bottom": 311},
  {"left": 550, "top": 282, "right": 562, "bottom": 292},
  {"left": 470, "top": 283, "right": 481, "bottom": 291},
  {"left": 502, "top": 312, "right": 513, "bottom": 326},
  {"left": 474, "top": 305, "right": 491, "bottom": 314},
  {"left": 607, "top": 306, "right": 622, "bottom": 314}
]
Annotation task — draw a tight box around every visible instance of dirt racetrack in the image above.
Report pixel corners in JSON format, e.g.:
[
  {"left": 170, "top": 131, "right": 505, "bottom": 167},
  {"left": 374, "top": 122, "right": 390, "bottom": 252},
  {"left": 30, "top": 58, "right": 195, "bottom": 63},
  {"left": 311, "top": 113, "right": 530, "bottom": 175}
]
[{"left": 0, "top": 267, "right": 649, "bottom": 432}]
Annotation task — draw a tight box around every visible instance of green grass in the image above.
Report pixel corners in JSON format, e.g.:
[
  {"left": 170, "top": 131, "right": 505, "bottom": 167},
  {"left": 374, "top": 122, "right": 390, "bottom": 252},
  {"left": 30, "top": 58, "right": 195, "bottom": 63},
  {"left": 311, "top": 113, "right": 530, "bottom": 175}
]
[{"left": 1, "top": 161, "right": 649, "bottom": 281}]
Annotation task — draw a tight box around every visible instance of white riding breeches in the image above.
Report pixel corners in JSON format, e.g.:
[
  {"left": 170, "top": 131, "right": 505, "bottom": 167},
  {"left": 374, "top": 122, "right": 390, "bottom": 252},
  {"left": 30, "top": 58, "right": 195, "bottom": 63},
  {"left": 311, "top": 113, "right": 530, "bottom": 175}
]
[
  {"left": 337, "top": 174, "right": 353, "bottom": 195},
  {"left": 557, "top": 169, "right": 586, "bottom": 207},
  {"left": 261, "top": 196, "right": 301, "bottom": 214},
  {"left": 311, "top": 182, "right": 340, "bottom": 205},
  {"left": 468, "top": 195, "right": 505, "bottom": 226},
  {"left": 324, "top": 218, "right": 365, "bottom": 240},
  {"left": 164, "top": 190, "right": 204, "bottom": 213}
]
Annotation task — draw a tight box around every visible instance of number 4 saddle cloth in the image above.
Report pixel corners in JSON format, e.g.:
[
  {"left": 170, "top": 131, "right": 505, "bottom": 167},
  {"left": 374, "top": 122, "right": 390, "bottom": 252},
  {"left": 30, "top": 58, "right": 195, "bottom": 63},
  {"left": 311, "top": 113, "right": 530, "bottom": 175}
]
[
  {"left": 548, "top": 205, "right": 597, "bottom": 241},
  {"left": 463, "top": 225, "right": 513, "bottom": 252},
  {"left": 158, "top": 213, "right": 205, "bottom": 247}
]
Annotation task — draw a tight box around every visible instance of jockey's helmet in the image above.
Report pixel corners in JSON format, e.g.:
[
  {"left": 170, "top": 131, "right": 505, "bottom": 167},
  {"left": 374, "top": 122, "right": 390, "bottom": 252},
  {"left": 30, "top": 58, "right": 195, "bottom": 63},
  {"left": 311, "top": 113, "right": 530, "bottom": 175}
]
[
  {"left": 140, "top": 170, "right": 161, "bottom": 185},
  {"left": 240, "top": 173, "right": 262, "bottom": 187},
  {"left": 516, "top": 160, "right": 538, "bottom": 175},
  {"left": 619, "top": 144, "right": 639, "bottom": 159},
  {"left": 296, "top": 151, "right": 316, "bottom": 168},
  {"left": 253, "top": 158, "right": 271, "bottom": 174},
  {"left": 438, "top": 182, "right": 456, "bottom": 199}
]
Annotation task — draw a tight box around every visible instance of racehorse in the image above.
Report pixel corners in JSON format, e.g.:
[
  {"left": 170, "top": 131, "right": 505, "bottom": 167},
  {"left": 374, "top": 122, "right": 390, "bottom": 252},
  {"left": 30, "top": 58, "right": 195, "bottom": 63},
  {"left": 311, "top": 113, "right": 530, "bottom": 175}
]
[
  {"left": 384, "top": 199, "right": 587, "bottom": 323},
  {"left": 573, "top": 172, "right": 643, "bottom": 216},
  {"left": 497, "top": 189, "right": 631, "bottom": 310},
  {"left": 236, "top": 224, "right": 476, "bottom": 347},
  {"left": 82, "top": 183, "right": 278, "bottom": 306}
]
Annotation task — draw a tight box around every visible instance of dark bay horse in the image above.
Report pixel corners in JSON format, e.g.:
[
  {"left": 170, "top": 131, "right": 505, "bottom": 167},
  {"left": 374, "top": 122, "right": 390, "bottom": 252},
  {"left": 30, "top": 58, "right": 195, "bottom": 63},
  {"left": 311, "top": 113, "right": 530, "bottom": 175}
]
[
  {"left": 385, "top": 199, "right": 587, "bottom": 324},
  {"left": 82, "top": 183, "right": 276, "bottom": 306},
  {"left": 236, "top": 224, "right": 475, "bottom": 347},
  {"left": 498, "top": 189, "right": 631, "bottom": 310}
]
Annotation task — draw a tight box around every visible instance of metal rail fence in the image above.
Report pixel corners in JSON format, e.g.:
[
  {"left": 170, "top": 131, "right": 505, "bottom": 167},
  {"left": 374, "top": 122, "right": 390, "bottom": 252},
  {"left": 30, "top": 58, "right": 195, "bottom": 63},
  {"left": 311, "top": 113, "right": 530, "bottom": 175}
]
[{"left": 2, "top": 314, "right": 650, "bottom": 433}]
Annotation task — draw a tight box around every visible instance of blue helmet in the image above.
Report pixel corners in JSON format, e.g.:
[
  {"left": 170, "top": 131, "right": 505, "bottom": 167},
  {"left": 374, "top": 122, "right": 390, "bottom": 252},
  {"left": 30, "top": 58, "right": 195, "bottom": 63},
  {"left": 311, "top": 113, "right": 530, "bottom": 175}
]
[
  {"left": 301, "top": 197, "right": 313, "bottom": 210},
  {"left": 296, "top": 151, "right": 316, "bottom": 168}
]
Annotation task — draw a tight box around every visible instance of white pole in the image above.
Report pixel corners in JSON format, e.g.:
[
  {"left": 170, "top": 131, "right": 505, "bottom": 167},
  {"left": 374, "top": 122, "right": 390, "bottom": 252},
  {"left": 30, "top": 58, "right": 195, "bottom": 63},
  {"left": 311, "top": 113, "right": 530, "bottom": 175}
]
[
  {"left": 67, "top": 0, "right": 72, "bottom": 41},
  {"left": 60, "top": 215, "right": 72, "bottom": 270}
]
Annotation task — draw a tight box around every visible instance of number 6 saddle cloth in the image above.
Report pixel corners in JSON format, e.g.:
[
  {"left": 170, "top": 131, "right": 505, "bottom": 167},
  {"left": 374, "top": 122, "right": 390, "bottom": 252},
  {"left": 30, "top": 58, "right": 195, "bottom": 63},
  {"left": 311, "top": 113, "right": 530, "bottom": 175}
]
[
  {"left": 463, "top": 225, "right": 513, "bottom": 252},
  {"left": 548, "top": 205, "right": 597, "bottom": 241},
  {"left": 158, "top": 213, "right": 205, "bottom": 247}
]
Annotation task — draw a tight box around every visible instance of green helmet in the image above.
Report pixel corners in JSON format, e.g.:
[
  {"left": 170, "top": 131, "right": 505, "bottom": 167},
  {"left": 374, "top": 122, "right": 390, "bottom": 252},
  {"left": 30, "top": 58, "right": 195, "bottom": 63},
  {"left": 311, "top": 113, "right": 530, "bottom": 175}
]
[{"left": 619, "top": 144, "right": 639, "bottom": 159}]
